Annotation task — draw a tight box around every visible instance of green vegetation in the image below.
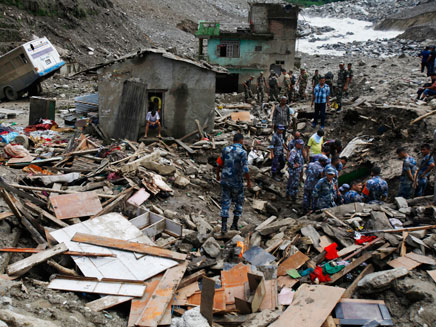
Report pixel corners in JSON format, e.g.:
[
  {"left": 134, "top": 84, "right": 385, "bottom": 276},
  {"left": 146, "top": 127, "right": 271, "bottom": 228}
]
[{"left": 285, "top": 0, "right": 346, "bottom": 7}]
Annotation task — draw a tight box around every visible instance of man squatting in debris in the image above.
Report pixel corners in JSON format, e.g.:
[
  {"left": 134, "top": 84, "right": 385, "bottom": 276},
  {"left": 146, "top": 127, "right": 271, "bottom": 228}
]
[
  {"left": 144, "top": 105, "right": 161, "bottom": 138},
  {"left": 216, "top": 133, "right": 252, "bottom": 234}
]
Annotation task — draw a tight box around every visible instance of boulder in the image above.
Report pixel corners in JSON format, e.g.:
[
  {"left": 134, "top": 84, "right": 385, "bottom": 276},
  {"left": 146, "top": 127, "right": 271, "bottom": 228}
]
[
  {"left": 174, "top": 175, "right": 190, "bottom": 188},
  {"left": 143, "top": 161, "right": 176, "bottom": 176},
  {"left": 0, "top": 309, "right": 60, "bottom": 327},
  {"left": 202, "top": 237, "right": 221, "bottom": 258},
  {"left": 357, "top": 267, "right": 408, "bottom": 291},
  {"left": 191, "top": 215, "right": 213, "bottom": 234},
  {"left": 395, "top": 197, "right": 408, "bottom": 209}
]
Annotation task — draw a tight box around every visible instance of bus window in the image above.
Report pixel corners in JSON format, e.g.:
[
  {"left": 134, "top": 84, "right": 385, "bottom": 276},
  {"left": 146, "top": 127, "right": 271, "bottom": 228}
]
[{"left": 20, "top": 54, "right": 28, "bottom": 64}]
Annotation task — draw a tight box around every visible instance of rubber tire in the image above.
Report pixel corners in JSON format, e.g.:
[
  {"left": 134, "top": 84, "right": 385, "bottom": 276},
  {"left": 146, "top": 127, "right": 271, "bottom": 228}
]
[
  {"left": 28, "top": 82, "right": 42, "bottom": 96},
  {"left": 4, "top": 86, "right": 18, "bottom": 101}
]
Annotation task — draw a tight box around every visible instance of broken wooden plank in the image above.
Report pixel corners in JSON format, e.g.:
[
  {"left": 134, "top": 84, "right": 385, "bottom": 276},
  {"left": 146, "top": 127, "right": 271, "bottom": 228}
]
[
  {"left": 91, "top": 188, "right": 133, "bottom": 218},
  {"left": 270, "top": 284, "right": 345, "bottom": 327},
  {"left": 0, "top": 247, "right": 116, "bottom": 257},
  {"left": 410, "top": 109, "right": 436, "bottom": 125},
  {"left": 7, "top": 183, "right": 113, "bottom": 198},
  {"left": 0, "top": 211, "right": 13, "bottom": 220},
  {"left": 405, "top": 252, "right": 436, "bottom": 265},
  {"left": 329, "top": 251, "right": 374, "bottom": 284},
  {"left": 87, "top": 295, "right": 133, "bottom": 312},
  {"left": 7, "top": 243, "right": 68, "bottom": 277},
  {"left": 342, "top": 264, "right": 374, "bottom": 298},
  {"left": 48, "top": 275, "right": 147, "bottom": 297},
  {"left": 174, "top": 139, "right": 196, "bottom": 154},
  {"left": 178, "top": 269, "right": 206, "bottom": 289},
  {"left": 72, "top": 232, "right": 187, "bottom": 261},
  {"left": 135, "top": 262, "right": 188, "bottom": 327},
  {"left": 360, "top": 224, "right": 436, "bottom": 234},
  {"left": 388, "top": 256, "right": 422, "bottom": 271},
  {"left": 195, "top": 119, "right": 205, "bottom": 139},
  {"left": 47, "top": 259, "right": 79, "bottom": 276},
  {"left": 260, "top": 279, "right": 278, "bottom": 311},
  {"left": 278, "top": 251, "right": 310, "bottom": 276},
  {"left": 50, "top": 191, "right": 103, "bottom": 219},
  {"left": 200, "top": 277, "right": 215, "bottom": 325},
  {"left": 23, "top": 201, "right": 68, "bottom": 228},
  {"left": 0, "top": 176, "right": 46, "bottom": 206},
  {"left": 427, "top": 270, "right": 436, "bottom": 284}
]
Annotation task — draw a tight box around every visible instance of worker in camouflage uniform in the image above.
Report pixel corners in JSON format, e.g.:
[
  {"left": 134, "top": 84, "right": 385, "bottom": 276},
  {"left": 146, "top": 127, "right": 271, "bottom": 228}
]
[
  {"left": 216, "top": 133, "right": 252, "bottom": 234},
  {"left": 313, "top": 167, "right": 337, "bottom": 210},
  {"left": 312, "top": 69, "right": 320, "bottom": 94},
  {"left": 303, "top": 155, "right": 328, "bottom": 212},
  {"left": 242, "top": 76, "right": 254, "bottom": 103},
  {"left": 282, "top": 70, "right": 292, "bottom": 102},
  {"left": 362, "top": 166, "right": 388, "bottom": 203},
  {"left": 344, "top": 181, "right": 363, "bottom": 204},
  {"left": 297, "top": 68, "right": 309, "bottom": 100},
  {"left": 256, "top": 72, "right": 268, "bottom": 104},
  {"left": 269, "top": 125, "right": 286, "bottom": 181},
  {"left": 268, "top": 71, "right": 280, "bottom": 102},
  {"left": 288, "top": 70, "right": 296, "bottom": 102},
  {"left": 414, "top": 143, "right": 435, "bottom": 197},
  {"left": 286, "top": 139, "right": 305, "bottom": 201},
  {"left": 336, "top": 62, "right": 349, "bottom": 112},
  {"left": 396, "top": 147, "right": 417, "bottom": 199}
]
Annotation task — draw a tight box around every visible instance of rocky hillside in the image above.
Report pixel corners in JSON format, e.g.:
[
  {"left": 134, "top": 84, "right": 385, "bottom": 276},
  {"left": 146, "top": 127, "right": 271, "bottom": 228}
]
[{"left": 0, "top": 0, "right": 251, "bottom": 66}]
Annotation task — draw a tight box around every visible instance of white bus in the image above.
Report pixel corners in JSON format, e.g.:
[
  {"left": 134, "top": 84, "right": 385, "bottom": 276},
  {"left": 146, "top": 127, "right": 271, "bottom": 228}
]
[{"left": 0, "top": 37, "right": 65, "bottom": 101}]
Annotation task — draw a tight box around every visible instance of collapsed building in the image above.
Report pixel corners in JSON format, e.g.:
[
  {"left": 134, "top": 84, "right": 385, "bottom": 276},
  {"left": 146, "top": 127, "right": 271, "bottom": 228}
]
[
  {"left": 196, "top": 1, "right": 299, "bottom": 92},
  {"left": 97, "top": 48, "right": 226, "bottom": 140}
]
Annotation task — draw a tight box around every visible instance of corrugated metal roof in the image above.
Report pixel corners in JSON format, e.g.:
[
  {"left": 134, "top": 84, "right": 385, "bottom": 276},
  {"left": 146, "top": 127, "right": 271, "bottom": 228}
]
[{"left": 84, "top": 47, "right": 227, "bottom": 75}]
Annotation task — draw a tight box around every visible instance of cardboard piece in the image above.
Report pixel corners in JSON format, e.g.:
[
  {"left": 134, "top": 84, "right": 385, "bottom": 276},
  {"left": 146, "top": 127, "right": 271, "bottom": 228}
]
[{"left": 235, "top": 273, "right": 265, "bottom": 314}]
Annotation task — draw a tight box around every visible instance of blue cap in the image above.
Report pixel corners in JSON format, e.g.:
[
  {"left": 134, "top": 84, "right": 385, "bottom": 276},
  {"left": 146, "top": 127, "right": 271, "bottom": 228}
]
[
  {"left": 318, "top": 154, "right": 329, "bottom": 162},
  {"left": 326, "top": 167, "right": 336, "bottom": 175},
  {"left": 339, "top": 184, "right": 350, "bottom": 192},
  {"left": 277, "top": 125, "right": 285, "bottom": 130},
  {"left": 296, "top": 139, "right": 304, "bottom": 145}
]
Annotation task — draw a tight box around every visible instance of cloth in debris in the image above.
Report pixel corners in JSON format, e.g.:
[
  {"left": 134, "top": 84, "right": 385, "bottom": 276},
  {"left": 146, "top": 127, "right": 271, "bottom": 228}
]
[
  {"left": 287, "top": 269, "right": 301, "bottom": 279},
  {"left": 0, "top": 132, "right": 19, "bottom": 144},
  {"left": 323, "top": 262, "right": 345, "bottom": 275},
  {"left": 24, "top": 119, "right": 58, "bottom": 133},
  {"left": 3, "top": 144, "right": 31, "bottom": 158},
  {"left": 304, "top": 161, "right": 325, "bottom": 210},
  {"left": 362, "top": 175, "right": 388, "bottom": 203},
  {"left": 324, "top": 242, "right": 339, "bottom": 260},
  {"left": 287, "top": 147, "right": 304, "bottom": 197},
  {"left": 299, "top": 268, "right": 314, "bottom": 277},
  {"left": 312, "top": 177, "right": 337, "bottom": 210},
  {"left": 310, "top": 266, "right": 331, "bottom": 283},
  {"left": 355, "top": 235, "right": 377, "bottom": 245}
]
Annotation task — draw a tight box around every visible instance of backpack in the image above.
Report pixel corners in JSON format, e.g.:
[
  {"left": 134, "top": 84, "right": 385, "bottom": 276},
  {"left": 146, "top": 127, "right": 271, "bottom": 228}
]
[{"left": 325, "top": 71, "right": 333, "bottom": 80}]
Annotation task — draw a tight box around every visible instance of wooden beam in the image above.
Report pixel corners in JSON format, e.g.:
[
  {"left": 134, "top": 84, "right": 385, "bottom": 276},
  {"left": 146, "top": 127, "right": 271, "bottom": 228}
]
[
  {"left": 23, "top": 201, "right": 68, "bottom": 228},
  {"left": 71, "top": 232, "right": 187, "bottom": 261},
  {"left": 87, "top": 295, "right": 133, "bottom": 312},
  {"left": 0, "top": 211, "right": 13, "bottom": 221},
  {"left": 200, "top": 277, "right": 215, "bottom": 325},
  {"left": 0, "top": 176, "right": 46, "bottom": 206},
  {"left": 91, "top": 187, "right": 133, "bottom": 218},
  {"left": 7, "top": 243, "right": 68, "bottom": 277},
  {"left": 178, "top": 269, "right": 206, "bottom": 289},
  {"left": 410, "top": 109, "right": 436, "bottom": 125},
  {"left": 174, "top": 139, "right": 196, "bottom": 154},
  {"left": 135, "top": 262, "right": 188, "bottom": 326},
  {"left": 360, "top": 224, "right": 436, "bottom": 234},
  {"left": 195, "top": 119, "right": 205, "bottom": 139},
  {"left": 47, "top": 260, "right": 79, "bottom": 277},
  {"left": 0, "top": 248, "right": 116, "bottom": 257},
  {"left": 7, "top": 183, "right": 114, "bottom": 198}
]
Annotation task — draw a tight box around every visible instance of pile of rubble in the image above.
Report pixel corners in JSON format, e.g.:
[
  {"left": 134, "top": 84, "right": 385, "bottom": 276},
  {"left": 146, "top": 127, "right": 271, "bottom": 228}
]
[{"left": 0, "top": 92, "right": 435, "bottom": 327}]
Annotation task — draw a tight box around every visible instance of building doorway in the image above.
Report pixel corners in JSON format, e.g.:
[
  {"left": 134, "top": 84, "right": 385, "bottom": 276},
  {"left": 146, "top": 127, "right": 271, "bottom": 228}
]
[
  {"left": 147, "top": 91, "right": 165, "bottom": 126},
  {"left": 216, "top": 73, "right": 239, "bottom": 93}
]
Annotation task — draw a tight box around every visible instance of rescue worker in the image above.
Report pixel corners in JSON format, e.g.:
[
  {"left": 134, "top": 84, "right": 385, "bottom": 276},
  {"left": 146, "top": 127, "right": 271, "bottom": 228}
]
[
  {"left": 289, "top": 70, "right": 296, "bottom": 102},
  {"left": 414, "top": 143, "right": 435, "bottom": 197},
  {"left": 325, "top": 71, "right": 334, "bottom": 97},
  {"left": 287, "top": 131, "right": 302, "bottom": 151},
  {"left": 257, "top": 72, "right": 268, "bottom": 103},
  {"left": 303, "top": 155, "right": 328, "bottom": 212},
  {"left": 243, "top": 76, "right": 254, "bottom": 102},
  {"left": 216, "top": 133, "right": 252, "bottom": 234},
  {"left": 396, "top": 147, "right": 417, "bottom": 199},
  {"left": 338, "top": 184, "right": 350, "bottom": 204},
  {"left": 297, "top": 67, "right": 309, "bottom": 100},
  {"left": 272, "top": 96, "right": 291, "bottom": 140},
  {"left": 282, "top": 70, "right": 292, "bottom": 102},
  {"left": 268, "top": 71, "right": 280, "bottom": 102},
  {"left": 362, "top": 166, "right": 388, "bottom": 203},
  {"left": 347, "top": 63, "right": 354, "bottom": 86},
  {"left": 286, "top": 139, "right": 305, "bottom": 201},
  {"left": 312, "top": 69, "right": 320, "bottom": 93},
  {"left": 269, "top": 125, "right": 286, "bottom": 181},
  {"left": 344, "top": 181, "right": 363, "bottom": 204},
  {"left": 313, "top": 167, "right": 337, "bottom": 210},
  {"left": 336, "top": 62, "right": 349, "bottom": 112}
]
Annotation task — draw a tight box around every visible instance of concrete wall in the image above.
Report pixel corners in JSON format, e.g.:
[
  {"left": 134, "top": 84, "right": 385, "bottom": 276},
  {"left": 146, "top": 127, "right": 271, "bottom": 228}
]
[
  {"left": 206, "top": 4, "right": 298, "bottom": 90},
  {"left": 98, "top": 53, "right": 216, "bottom": 139}
]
